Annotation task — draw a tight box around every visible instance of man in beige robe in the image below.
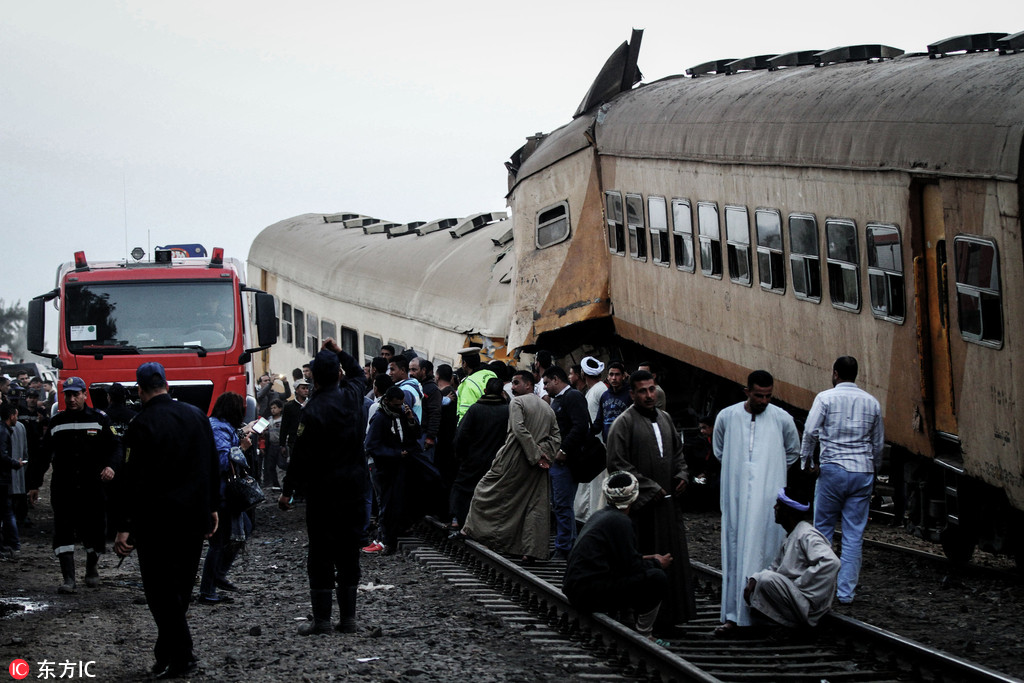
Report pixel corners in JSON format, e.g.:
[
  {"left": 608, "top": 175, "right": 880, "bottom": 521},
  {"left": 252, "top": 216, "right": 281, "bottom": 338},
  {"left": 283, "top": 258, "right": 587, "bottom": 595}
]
[
  {"left": 463, "top": 370, "right": 560, "bottom": 560},
  {"left": 746, "top": 487, "right": 840, "bottom": 628}
]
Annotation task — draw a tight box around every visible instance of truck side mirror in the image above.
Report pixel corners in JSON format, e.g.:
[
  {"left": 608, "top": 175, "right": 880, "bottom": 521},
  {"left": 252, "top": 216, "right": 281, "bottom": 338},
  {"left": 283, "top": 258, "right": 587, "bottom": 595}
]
[
  {"left": 254, "top": 292, "right": 279, "bottom": 348},
  {"left": 28, "top": 296, "right": 55, "bottom": 358}
]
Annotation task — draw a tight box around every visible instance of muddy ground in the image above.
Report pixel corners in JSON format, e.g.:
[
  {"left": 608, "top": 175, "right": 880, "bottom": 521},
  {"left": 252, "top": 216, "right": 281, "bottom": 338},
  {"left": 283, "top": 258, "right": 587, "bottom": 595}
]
[{"left": 2, "top": 493, "right": 1022, "bottom": 681}]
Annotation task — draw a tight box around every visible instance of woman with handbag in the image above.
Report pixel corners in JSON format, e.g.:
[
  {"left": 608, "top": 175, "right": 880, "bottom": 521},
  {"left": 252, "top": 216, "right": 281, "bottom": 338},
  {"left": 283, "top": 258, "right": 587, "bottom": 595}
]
[{"left": 198, "top": 392, "right": 253, "bottom": 604}]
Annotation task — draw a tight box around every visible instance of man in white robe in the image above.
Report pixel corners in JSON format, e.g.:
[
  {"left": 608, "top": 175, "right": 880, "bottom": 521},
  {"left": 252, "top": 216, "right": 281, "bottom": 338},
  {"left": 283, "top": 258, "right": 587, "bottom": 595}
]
[
  {"left": 713, "top": 370, "right": 800, "bottom": 635},
  {"left": 574, "top": 356, "right": 609, "bottom": 523},
  {"left": 746, "top": 487, "right": 840, "bottom": 628}
]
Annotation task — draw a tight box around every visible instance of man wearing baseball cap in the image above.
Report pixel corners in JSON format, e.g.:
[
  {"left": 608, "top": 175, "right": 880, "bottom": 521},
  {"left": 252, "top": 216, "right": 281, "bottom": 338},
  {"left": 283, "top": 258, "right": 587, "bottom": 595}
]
[{"left": 28, "top": 376, "right": 119, "bottom": 594}]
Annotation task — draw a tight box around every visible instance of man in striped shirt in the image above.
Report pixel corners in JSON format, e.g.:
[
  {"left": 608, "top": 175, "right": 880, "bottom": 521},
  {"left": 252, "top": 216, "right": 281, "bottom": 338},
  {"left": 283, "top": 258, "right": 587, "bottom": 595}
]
[{"left": 801, "top": 356, "right": 884, "bottom": 605}]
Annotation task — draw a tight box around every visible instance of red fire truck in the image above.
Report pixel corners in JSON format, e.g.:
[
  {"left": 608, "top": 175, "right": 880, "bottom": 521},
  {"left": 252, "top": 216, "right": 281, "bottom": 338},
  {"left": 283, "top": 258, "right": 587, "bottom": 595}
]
[{"left": 28, "top": 247, "right": 277, "bottom": 414}]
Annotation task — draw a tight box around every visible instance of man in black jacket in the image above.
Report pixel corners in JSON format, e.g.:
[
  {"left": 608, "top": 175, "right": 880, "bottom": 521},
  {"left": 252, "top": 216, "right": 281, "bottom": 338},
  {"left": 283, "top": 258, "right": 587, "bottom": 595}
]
[
  {"left": 30, "top": 377, "right": 119, "bottom": 593},
  {"left": 279, "top": 340, "right": 368, "bottom": 635},
  {"left": 543, "top": 365, "right": 591, "bottom": 560},
  {"left": 113, "top": 362, "right": 219, "bottom": 679},
  {"left": 563, "top": 470, "right": 671, "bottom": 637}
]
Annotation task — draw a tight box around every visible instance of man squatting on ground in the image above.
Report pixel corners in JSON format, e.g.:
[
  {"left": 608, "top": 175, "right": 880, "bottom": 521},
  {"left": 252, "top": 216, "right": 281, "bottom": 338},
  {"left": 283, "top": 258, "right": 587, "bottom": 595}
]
[
  {"left": 745, "top": 487, "right": 840, "bottom": 628},
  {"left": 562, "top": 471, "right": 671, "bottom": 638}
]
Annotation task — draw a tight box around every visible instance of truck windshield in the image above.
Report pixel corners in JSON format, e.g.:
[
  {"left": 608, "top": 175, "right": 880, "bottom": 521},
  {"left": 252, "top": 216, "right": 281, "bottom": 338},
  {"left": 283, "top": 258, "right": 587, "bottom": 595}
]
[{"left": 65, "top": 280, "right": 236, "bottom": 354}]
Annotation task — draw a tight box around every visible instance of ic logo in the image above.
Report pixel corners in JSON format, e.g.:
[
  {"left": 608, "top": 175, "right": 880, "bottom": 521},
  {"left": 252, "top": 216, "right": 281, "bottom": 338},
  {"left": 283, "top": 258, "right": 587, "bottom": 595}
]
[{"left": 9, "top": 659, "right": 30, "bottom": 680}]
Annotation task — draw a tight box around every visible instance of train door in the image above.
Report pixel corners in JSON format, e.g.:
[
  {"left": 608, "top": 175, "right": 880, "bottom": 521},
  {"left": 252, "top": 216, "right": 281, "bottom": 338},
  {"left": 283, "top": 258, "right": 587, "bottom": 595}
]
[{"left": 917, "top": 184, "right": 958, "bottom": 438}]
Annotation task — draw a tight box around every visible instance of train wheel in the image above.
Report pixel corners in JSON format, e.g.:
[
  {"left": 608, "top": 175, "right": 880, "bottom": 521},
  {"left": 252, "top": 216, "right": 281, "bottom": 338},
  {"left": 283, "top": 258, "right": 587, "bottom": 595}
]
[{"left": 940, "top": 526, "right": 976, "bottom": 564}]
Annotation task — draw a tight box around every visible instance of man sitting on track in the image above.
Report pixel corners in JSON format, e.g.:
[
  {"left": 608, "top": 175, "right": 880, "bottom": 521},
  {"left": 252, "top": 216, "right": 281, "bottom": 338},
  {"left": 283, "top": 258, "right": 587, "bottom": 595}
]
[
  {"left": 562, "top": 471, "right": 671, "bottom": 638},
  {"left": 744, "top": 487, "right": 840, "bottom": 629}
]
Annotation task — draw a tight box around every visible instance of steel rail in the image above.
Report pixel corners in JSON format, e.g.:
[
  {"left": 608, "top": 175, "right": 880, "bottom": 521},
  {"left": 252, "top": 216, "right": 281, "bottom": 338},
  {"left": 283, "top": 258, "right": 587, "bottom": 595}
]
[
  {"left": 689, "top": 561, "right": 1022, "bottom": 683},
  {"left": 417, "top": 519, "right": 720, "bottom": 682}
]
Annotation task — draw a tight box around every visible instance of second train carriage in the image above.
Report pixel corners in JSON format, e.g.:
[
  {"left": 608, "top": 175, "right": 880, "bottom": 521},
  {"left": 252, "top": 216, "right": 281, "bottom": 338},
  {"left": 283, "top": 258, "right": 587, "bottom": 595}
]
[
  {"left": 247, "top": 211, "right": 514, "bottom": 379},
  {"left": 506, "top": 32, "right": 1024, "bottom": 562}
]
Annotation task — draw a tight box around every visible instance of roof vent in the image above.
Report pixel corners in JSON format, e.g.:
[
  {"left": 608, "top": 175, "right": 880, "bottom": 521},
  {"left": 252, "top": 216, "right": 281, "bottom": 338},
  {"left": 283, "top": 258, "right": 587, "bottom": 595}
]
[
  {"left": 416, "top": 217, "right": 461, "bottom": 236},
  {"left": 449, "top": 212, "right": 508, "bottom": 239},
  {"left": 491, "top": 227, "right": 514, "bottom": 247},
  {"left": 997, "top": 30, "right": 1024, "bottom": 55},
  {"left": 723, "top": 54, "right": 778, "bottom": 74},
  {"left": 342, "top": 217, "right": 377, "bottom": 229},
  {"left": 814, "top": 44, "right": 904, "bottom": 67},
  {"left": 928, "top": 32, "right": 1008, "bottom": 58},
  {"left": 686, "top": 58, "right": 737, "bottom": 77},
  {"left": 767, "top": 50, "right": 823, "bottom": 70},
  {"left": 362, "top": 222, "right": 400, "bottom": 235},
  {"left": 323, "top": 212, "right": 362, "bottom": 223},
  {"left": 387, "top": 221, "right": 426, "bottom": 239}
]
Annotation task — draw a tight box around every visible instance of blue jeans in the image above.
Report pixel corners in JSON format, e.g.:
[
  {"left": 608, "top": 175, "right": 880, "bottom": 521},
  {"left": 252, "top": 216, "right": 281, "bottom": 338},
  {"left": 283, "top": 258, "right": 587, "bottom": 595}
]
[
  {"left": 814, "top": 464, "right": 873, "bottom": 603},
  {"left": 549, "top": 462, "right": 576, "bottom": 554}
]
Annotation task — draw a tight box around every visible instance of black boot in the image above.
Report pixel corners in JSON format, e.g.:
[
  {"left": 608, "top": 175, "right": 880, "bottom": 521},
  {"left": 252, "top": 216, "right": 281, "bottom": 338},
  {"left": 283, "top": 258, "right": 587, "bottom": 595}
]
[
  {"left": 298, "top": 589, "right": 333, "bottom": 635},
  {"left": 58, "top": 552, "right": 77, "bottom": 594},
  {"left": 84, "top": 551, "right": 100, "bottom": 588},
  {"left": 335, "top": 585, "right": 358, "bottom": 633}
]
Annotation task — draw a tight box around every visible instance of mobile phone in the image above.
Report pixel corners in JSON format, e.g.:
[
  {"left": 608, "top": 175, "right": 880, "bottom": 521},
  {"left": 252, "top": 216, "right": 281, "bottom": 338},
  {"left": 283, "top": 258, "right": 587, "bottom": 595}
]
[{"left": 251, "top": 417, "right": 271, "bottom": 434}]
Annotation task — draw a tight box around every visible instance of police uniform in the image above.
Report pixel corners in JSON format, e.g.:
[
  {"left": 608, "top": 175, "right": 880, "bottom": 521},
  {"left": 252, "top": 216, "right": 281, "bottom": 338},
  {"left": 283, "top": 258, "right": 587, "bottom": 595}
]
[
  {"left": 114, "top": 365, "right": 219, "bottom": 674},
  {"left": 282, "top": 348, "right": 368, "bottom": 634},
  {"left": 37, "top": 382, "right": 120, "bottom": 560}
]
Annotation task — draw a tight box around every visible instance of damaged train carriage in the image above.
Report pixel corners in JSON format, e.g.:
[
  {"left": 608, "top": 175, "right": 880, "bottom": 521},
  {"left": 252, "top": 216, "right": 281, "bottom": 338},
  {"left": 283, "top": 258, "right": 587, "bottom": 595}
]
[
  {"left": 506, "top": 31, "right": 1024, "bottom": 563},
  {"left": 248, "top": 211, "right": 514, "bottom": 376}
]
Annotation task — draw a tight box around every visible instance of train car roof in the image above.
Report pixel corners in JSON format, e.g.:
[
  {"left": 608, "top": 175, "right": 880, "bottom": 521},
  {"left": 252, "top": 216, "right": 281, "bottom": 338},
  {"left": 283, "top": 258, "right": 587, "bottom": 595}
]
[
  {"left": 248, "top": 212, "right": 514, "bottom": 338},
  {"left": 513, "top": 47, "right": 1024, "bottom": 186}
]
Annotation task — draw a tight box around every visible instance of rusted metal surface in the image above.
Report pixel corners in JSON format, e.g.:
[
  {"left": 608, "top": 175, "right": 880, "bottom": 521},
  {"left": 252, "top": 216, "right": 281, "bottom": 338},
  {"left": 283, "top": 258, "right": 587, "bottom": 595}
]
[{"left": 595, "top": 51, "right": 1024, "bottom": 181}]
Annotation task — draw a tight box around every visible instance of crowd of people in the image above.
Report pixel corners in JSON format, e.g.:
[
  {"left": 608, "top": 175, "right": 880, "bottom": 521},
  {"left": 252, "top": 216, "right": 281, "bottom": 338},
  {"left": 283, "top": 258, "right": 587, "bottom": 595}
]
[{"left": 0, "top": 342, "right": 883, "bottom": 672}]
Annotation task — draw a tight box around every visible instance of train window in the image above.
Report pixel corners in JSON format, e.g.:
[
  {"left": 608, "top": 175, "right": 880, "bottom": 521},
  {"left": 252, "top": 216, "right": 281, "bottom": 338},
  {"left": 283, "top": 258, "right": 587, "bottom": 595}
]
[
  {"left": 293, "top": 307, "right": 305, "bottom": 349},
  {"left": 825, "top": 219, "right": 860, "bottom": 311},
  {"left": 626, "top": 193, "right": 647, "bottom": 261},
  {"left": 953, "top": 236, "right": 1002, "bottom": 347},
  {"left": 756, "top": 209, "right": 785, "bottom": 294},
  {"left": 389, "top": 341, "right": 406, "bottom": 357},
  {"left": 866, "top": 225, "right": 905, "bottom": 324},
  {"left": 697, "top": 202, "right": 722, "bottom": 278},
  {"left": 536, "top": 201, "right": 570, "bottom": 249},
  {"left": 306, "top": 312, "right": 319, "bottom": 354},
  {"left": 789, "top": 214, "right": 821, "bottom": 302},
  {"left": 672, "top": 199, "right": 695, "bottom": 273},
  {"left": 321, "top": 319, "right": 337, "bottom": 342},
  {"left": 725, "top": 205, "right": 752, "bottom": 286},
  {"left": 341, "top": 326, "right": 359, "bottom": 358},
  {"left": 605, "top": 191, "right": 625, "bottom": 256},
  {"left": 363, "top": 334, "right": 382, "bottom": 362},
  {"left": 648, "top": 196, "right": 670, "bottom": 267},
  {"left": 280, "top": 301, "right": 294, "bottom": 344}
]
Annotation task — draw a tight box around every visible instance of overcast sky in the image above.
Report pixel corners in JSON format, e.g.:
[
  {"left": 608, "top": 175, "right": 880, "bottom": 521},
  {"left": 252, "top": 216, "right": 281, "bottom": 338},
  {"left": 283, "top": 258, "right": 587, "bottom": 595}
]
[{"left": 2, "top": 0, "right": 1019, "bottom": 351}]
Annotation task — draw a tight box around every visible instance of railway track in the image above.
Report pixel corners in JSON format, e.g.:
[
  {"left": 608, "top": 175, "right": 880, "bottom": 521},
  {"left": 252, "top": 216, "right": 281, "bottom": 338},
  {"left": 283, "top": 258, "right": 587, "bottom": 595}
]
[{"left": 400, "top": 518, "right": 1020, "bottom": 683}]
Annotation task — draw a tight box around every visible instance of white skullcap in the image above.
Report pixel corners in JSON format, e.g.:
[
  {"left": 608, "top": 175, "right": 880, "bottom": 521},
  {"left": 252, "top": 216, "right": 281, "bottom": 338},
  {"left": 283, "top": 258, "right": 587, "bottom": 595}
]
[{"left": 582, "top": 356, "right": 605, "bottom": 377}]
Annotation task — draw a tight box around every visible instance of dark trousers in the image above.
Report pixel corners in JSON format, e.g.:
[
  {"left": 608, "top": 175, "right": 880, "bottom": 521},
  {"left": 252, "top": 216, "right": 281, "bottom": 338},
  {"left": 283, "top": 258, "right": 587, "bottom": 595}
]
[
  {"left": 306, "top": 488, "right": 362, "bottom": 590},
  {"left": 199, "top": 510, "right": 241, "bottom": 596},
  {"left": 137, "top": 531, "right": 204, "bottom": 667},
  {"left": 51, "top": 481, "right": 106, "bottom": 553},
  {"left": 566, "top": 566, "right": 668, "bottom": 614},
  {"left": 0, "top": 486, "right": 19, "bottom": 550},
  {"left": 374, "top": 458, "right": 407, "bottom": 549}
]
